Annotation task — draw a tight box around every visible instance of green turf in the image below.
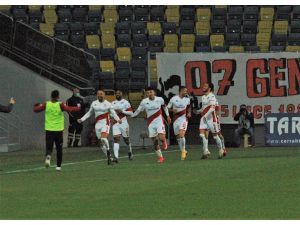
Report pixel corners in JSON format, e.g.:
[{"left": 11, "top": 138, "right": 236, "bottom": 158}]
[{"left": 0, "top": 146, "right": 300, "bottom": 219}]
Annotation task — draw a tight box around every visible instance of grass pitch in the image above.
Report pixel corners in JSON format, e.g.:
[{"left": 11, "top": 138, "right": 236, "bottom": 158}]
[{"left": 0, "top": 145, "right": 300, "bottom": 219}]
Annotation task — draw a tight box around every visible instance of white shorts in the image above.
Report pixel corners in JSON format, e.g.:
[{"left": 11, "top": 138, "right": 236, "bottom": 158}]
[
  {"left": 173, "top": 117, "right": 188, "bottom": 135},
  {"left": 199, "top": 117, "right": 220, "bottom": 134},
  {"left": 112, "top": 120, "right": 130, "bottom": 137},
  {"left": 148, "top": 117, "right": 166, "bottom": 138},
  {"left": 95, "top": 120, "right": 110, "bottom": 139}
]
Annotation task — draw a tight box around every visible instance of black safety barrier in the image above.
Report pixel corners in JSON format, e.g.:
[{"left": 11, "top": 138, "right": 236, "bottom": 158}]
[{"left": 0, "top": 12, "right": 14, "bottom": 48}]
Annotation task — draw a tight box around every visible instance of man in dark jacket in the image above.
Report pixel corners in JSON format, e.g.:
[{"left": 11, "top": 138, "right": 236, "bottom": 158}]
[
  {"left": 66, "top": 88, "right": 86, "bottom": 147},
  {"left": 233, "top": 104, "right": 255, "bottom": 147},
  {"left": 0, "top": 98, "right": 16, "bottom": 113}
]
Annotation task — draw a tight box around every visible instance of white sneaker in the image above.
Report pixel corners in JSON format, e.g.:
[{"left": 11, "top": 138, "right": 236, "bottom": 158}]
[
  {"left": 45, "top": 155, "right": 51, "bottom": 168},
  {"left": 218, "top": 149, "right": 224, "bottom": 159},
  {"left": 201, "top": 150, "right": 211, "bottom": 159},
  {"left": 56, "top": 167, "right": 61, "bottom": 171}
]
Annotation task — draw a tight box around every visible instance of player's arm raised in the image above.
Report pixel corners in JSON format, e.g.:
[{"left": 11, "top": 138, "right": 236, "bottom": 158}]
[
  {"left": 60, "top": 102, "right": 81, "bottom": 112},
  {"left": 33, "top": 103, "right": 46, "bottom": 113}
]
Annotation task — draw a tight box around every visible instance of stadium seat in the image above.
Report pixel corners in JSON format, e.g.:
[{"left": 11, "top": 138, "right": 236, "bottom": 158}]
[
  {"left": 275, "top": 5, "right": 292, "bottom": 20},
  {"left": 98, "top": 72, "right": 114, "bottom": 90},
  {"left": 256, "top": 32, "right": 271, "bottom": 52},
  {"left": 227, "top": 19, "right": 242, "bottom": 33},
  {"left": 286, "top": 45, "right": 300, "bottom": 52},
  {"left": 132, "top": 47, "right": 147, "bottom": 60},
  {"left": 115, "top": 61, "right": 130, "bottom": 79},
  {"left": 86, "top": 48, "right": 100, "bottom": 60},
  {"left": 100, "top": 22, "right": 115, "bottom": 35},
  {"left": 179, "top": 46, "right": 194, "bottom": 52},
  {"left": 55, "top": 23, "right": 69, "bottom": 35},
  {"left": 181, "top": 7, "right": 195, "bottom": 21},
  {"left": 195, "top": 35, "right": 210, "bottom": 47},
  {"left": 181, "top": 34, "right": 195, "bottom": 47},
  {"left": 131, "top": 22, "right": 146, "bottom": 34},
  {"left": 164, "top": 46, "right": 178, "bottom": 52},
  {"left": 290, "top": 20, "right": 300, "bottom": 33},
  {"left": 100, "top": 48, "right": 115, "bottom": 60},
  {"left": 164, "top": 34, "right": 178, "bottom": 47},
  {"left": 43, "top": 5, "right": 57, "bottom": 11},
  {"left": 101, "top": 34, "right": 116, "bottom": 49},
  {"left": 165, "top": 8, "right": 180, "bottom": 25},
  {"left": 150, "top": 6, "right": 165, "bottom": 22},
  {"left": 243, "top": 20, "right": 258, "bottom": 34},
  {"left": 229, "top": 45, "right": 244, "bottom": 53},
  {"left": 258, "top": 20, "right": 273, "bottom": 33},
  {"left": 103, "top": 9, "right": 118, "bottom": 23},
  {"left": 72, "top": 7, "right": 88, "bottom": 22},
  {"left": 271, "top": 33, "right": 287, "bottom": 46},
  {"left": 84, "top": 22, "right": 99, "bottom": 35},
  {"left": 116, "top": 22, "right": 130, "bottom": 34},
  {"left": 288, "top": 33, "right": 300, "bottom": 45},
  {"left": 129, "top": 92, "right": 144, "bottom": 111},
  {"left": 225, "top": 33, "right": 241, "bottom": 45},
  {"left": 69, "top": 23, "right": 84, "bottom": 35},
  {"left": 133, "top": 34, "right": 148, "bottom": 47},
  {"left": 100, "top": 60, "right": 115, "bottom": 73},
  {"left": 244, "top": 6, "right": 259, "bottom": 20},
  {"left": 117, "top": 34, "right": 131, "bottom": 47},
  {"left": 57, "top": 5, "right": 72, "bottom": 10},
  {"left": 180, "top": 21, "right": 195, "bottom": 34},
  {"left": 212, "top": 46, "right": 227, "bottom": 52},
  {"left": 228, "top": 6, "right": 243, "bottom": 20},
  {"left": 134, "top": 7, "right": 149, "bottom": 22},
  {"left": 132, "top": 59, "right": 147, "bottom": 71},
  {"left": 210, "top": 34, "right": 225, "bottom": 47},
  {"left": 147, "top": 22, "right": 162, "bottom": 35},
  {"left": 29, "top": 10, "right": 43, "bottom": 23},
  {"left": 196, "top": 46, "right": 211, "bottom": 52},
  {"left": 70, "top": 34, "right": 85, "bottom": 48},
  {"left": 13, "top": 9, "right": 28, "bottom": 23},
  {"left": 117, "top": 47, "right": 132, "bottom": 62},
  {"left": 270, "top": 45, "right": 285, "bottom": 52},
  {"left": 149, "top": 46, "right": 162, "bottom": 53},
  {"left": 57, "top": 9, "right": 72, "bottom": 23},
  {"left": 195, "top": 21, "right": 210, "bottom": 35},
  {"left": 196, "top": 8, "right": 211, "bottom": 21},
  {"left": 28, "top": 5, "right": 41, "bottom": 11},
  {"left": 30, "top": 23, "right": 40, "bottom": 30},
  {"left": 88, "top": 10, "right": 102, "bottom": 22},
  {"left": 119, "top": 8, "right": 133, "bottom": 22},
  {"left": 212, "top": 7, "right": 227, "bottom": 20},
  {"left": 88, "top": 5, "right": 102, "bottom": 11},
  {"left": 86, "top": 35, "right": 101, "bottom": 49},
  {"left": 211, "top": 20, "right": 226, "bottom": 34},
  {"left": 260, "top": 7, "right": 274, "bottom": 21},
  {"left": 149, "top": 35, "right": 163, "bottom": 48},
  {"left": 274, "top": 20, "right": 289, "bottom": 34},
  {"left": 39, "top": 23, "right": 54, "bottom": 37},
  {"left": 149, "top": 59, "right": 158, "bottom": 81},
  {"left": 162, "top": 22, "right": 177, "bottom": 34},
  {"left": 244, "top": 45, "right": 260, "bottom": 52},
  {"left": 241, "top": 33, "right": 256, "bottom": 46}
]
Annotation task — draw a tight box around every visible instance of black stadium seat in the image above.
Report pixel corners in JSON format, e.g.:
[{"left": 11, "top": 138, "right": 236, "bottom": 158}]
[
  {"left": 243, "top": 20, "right": 258, "bottom": 34},
  {"left": 119, "top": 8, "right": 133, "bottom": 22},
  {"left": 180, "top": 21, "right": 195, "bottom": 34},
  {"left": 162, "top": 22, "right": 177, "bottom": 34},
  {"left": 133, "top": 34, "right": 148, "bottom": 47},
  {"left": 241, "top": 33, "right": 256, "bottom": 46},
  {"left": 212, "top": 7, "right": 227, "bottom": 20},
  {"left": 228, "top": 6, "right": 243, "bottom": 20},
  {"left": 117, "top": 34, "right": 131, "bottom": 47},
  {"left": 225, "top": 32, "right": 241, "bottom": 45},
  {"left": 276, "top": 5, "right": 292, "bottom": 20},
  {"left": 84, "top": 22, "right": 98, "bottom": 35},
  {"left": 271, "top": 33, "right": 287, "bottom": 46},
  {"left": 134, "top": 7, "right": 149, "bottom": 22},
  {"left": 116, "top": 22, "right": 131, "bottom": 34},
  {"left": 150, "top": 6, "right": 165, "bottom": 22},
  {"left": 244, "top": 6, "right": 259, "bottom": 20},
  {"left": 181, "top": 7, "right": 195, "bottom": 21},
  {"left": 100, "top": 48, "right": 115, "bottom": 60},
  {"left": 131, "top": 22, "right": 146, "bottom": 34},
  {"left": 72, "top": 7, "right": 88, "bottom": 22},
  {"left": 211, "top": 20, "right": 226, "bottom": 34},
  {"left": 227, "top": 19, "right": 242, "bottom": 33},
  {"left": 148, "top": 35, "right": 163, "bottom": 48},
  {"left": 132, "top": 47, "right": 147, "bottom": 60},
  {"left": 88, "top": 10, "right": 102, "bottom": 22},
  {"left": 29, "top": 10, "right": 43, "bottom": 23},
  {"left": 58, "top": 9, "right": 72, "bottom": 23}
]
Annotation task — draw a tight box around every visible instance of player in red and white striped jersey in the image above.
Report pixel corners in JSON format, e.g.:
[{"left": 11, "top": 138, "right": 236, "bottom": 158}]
[
  {"left": 78, "top": 89, "right": 121, "bottom": 165},
  {"left": 198, "top": 83, "right": 224, "bottom": 159},
  {"left": 167, "top": 86, "right": 191, "bottom": 160},
  {"left": 131, "top": 87, "right": 171, "bottom": 163},
  {"left": 215, "top": 100, "right": 227, "bottom": 157},
  {"left": 111, "top": 90, "right": 133, "bottom": 162}
]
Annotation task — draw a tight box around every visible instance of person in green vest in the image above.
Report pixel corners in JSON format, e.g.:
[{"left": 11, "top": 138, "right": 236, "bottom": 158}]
[{"left": 33, "top": 90, "right": 80, "bottom": 171}]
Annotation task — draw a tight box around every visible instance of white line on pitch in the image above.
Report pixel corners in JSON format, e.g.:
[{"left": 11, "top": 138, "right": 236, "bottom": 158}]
[{"left": 0, "top": 149, "right": 180, "bottom": 175}]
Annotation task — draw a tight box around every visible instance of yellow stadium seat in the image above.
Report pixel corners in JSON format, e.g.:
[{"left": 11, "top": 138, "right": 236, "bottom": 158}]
[
  {"left": 100, "top": 60, "right": 115, "bottom": 73},
  {"left": 39, "top": 23, "right": 54, "bottom": 37},
  {"left": 43, "top": 10, "right": 58, "bottom": 24},
  {"left": 166, "top": 8, "right": 180, "bottom": 25},
  {"left": 215, "top": 5, "right": 227, "bottom": 9},
  {"left": 86, "top": 35, "right": 101, "bottom": 49},
  {"left": 229, "top": 46, "right": 244, "bottom": 53},
  {"left": 196, "top": 21, "right": 210, "bottom": 35},
  {"left": 256, "top": 33, "right": 271, "bottom": 52},
  {"left": 258, "top": 20, "right": 273, "bottom": 34},
  {"left": 89, "top": 5, "right": 102, "bottom": 11},
  {"left": 181, "top": 34, "right": 195, "bottom": 47},
  {"left": 167, "top": 5, "right": 179, "bottom": 10},
  {"left": 0, "top": 5, "right": 11, "bottom": 10},
  {"left": 43, "top": 5, "right": 56, "bottom": 11},
  {"left": 101, "top": 34, "right": 116, "bottom": 48},
  {"left": 104, "top": 5, "right": 117, "bottom": 10},
  {"left": 274, "top": 20, "right": 289, "bottom": 34},
  {"left": 179, "top": 46, "right": 194, "bottom": 52},
  {"left": 164, "top": 46, "right": 178, "bottom": 52},
  {"left": 147, "top": 22, "right": 162, "bottom": 35},
  {"left": 210, "top": 34, "right": 224, "bottom": 47},
  {"left": 149, "top": 59, "right": 158, "bottom": 81},
  {"left": 164, "top": 34, "right": 178, "bottom": 47},
  {"left": 28, "top": 5, "right": 41, "bottom": 11},
  {"left": 117, "top": 47, "right": 132, "bottom": 62},
  {"left": 103, "top": 9, "right": 118, "bottom": 23},
  {"left": 286, "top": 45, "right": 300, "bottom": 52},
  {"left": 104, "top": 90, "right": 116, "bottom": 102},
  {"left": 128, "top": 92, "right": 145, "bottom": 116},
  {"left": 196, "top": 8, "right": 211, "bottom": 21},
  {"left": 100, "top": 22, "right": 115, "bottom": 35},
  {"left": 260, "top": 7, "right": 274, "bottom": 21}
]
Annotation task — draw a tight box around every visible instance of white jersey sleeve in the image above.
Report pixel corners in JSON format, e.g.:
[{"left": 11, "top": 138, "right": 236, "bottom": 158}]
[{"left": 131, "top": 100, "right": 145, "bottom": 117}]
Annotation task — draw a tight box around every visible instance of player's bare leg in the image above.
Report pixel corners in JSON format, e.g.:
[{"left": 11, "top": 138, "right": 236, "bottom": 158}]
[
  {"left": 212, "top": 133, "right": 224, "bottom": 159},
  {"left": 158, "top": 133, "right": 168, "bottom": 150},
  {"left": 177, "top": 130, "right": 187, "bottom": 160},
  {"left": 123, "top": 137, "right": 133, "bottom": 160},
  {"left": 218, "top": 132, "right": 227, "bottom": 156},
  {"left": 153, "top": 136, "right": 164, "bottom": 163},
  {"left": 113, "top": 135, "right": 121, "bottom": 163},
  {"left": 199, "top": 129, "right": 210, "bottom": 159},
  {"left": 100, "top": 132, "right": 113, "bottom": 165}
]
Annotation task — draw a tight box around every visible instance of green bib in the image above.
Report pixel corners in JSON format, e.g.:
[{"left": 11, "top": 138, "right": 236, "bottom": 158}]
[{"left": 45, "top": 101, "right": 64, "bottom": 131}]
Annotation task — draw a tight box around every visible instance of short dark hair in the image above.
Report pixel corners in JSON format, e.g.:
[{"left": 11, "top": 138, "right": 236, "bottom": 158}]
[
  {"left": 208, "top": 83, "right": 214, "bottom": 92},
  {"left": 146, "top": 86, "right": 156, "bottom": 91},
  {"left": 51, "top": 90, "right": 59, "bottom": 99},
  {"left": 115, "top": 89, "right": 123, "bottom": 93},
  {"left": 179, "top": 86, "right": 187, "bottom": 92},
  {"left": 97, "top": 89, "right": 105, "bottom": 93}
]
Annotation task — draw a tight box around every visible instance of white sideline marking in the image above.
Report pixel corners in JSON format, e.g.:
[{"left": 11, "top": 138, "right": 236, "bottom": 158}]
[{"left": 0, "top": 149, "right": 180, "bottom": 175}]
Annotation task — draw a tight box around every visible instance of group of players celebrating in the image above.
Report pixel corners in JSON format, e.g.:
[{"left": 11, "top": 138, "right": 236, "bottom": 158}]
[{"left": 78, "top": 82, "right": 227, "bottom": 166}]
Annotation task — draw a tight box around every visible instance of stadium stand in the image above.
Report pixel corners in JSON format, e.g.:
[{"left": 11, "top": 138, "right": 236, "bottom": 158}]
[{"left": 0, "top": 5, "right": 300, "bottom": 91}]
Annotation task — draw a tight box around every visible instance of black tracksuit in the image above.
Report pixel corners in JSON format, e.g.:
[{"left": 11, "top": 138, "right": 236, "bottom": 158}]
[{"left": 0, "top": 103, "right": 13, "bottom": 113}]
